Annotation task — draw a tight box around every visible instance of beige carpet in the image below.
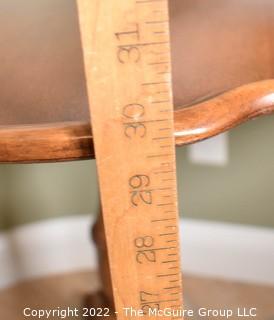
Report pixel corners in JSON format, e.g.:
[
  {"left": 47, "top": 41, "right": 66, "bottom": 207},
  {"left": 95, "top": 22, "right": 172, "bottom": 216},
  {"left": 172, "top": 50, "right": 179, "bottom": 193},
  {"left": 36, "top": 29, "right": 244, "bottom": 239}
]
[{"left": 0, "top": 271, "right": 273, "bottom": 319}]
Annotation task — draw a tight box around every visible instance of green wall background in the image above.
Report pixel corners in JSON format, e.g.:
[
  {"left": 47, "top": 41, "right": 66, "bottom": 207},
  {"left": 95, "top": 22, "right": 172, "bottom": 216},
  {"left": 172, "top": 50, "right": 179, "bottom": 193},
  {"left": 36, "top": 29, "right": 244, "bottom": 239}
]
[{"left": 0, "top": 115, "right": 273, "bottom": 231}]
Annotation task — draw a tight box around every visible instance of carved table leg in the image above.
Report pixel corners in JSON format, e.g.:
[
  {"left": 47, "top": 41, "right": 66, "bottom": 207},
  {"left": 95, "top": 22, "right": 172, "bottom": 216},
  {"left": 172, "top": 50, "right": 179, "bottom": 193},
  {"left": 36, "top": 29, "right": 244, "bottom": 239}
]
[
  {"left": 84, "top": 210, "right": 115, "bottom": 318},
  {"left": 92, "top": 211, "right": 114, "bottom": 307}
]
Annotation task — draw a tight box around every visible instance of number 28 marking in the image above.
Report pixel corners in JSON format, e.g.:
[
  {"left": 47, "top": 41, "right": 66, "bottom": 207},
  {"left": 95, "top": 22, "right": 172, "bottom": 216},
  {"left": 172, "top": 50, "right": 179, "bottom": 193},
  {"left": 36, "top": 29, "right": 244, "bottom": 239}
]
[{"left": 135, "top": 236, "right": 156, "bottom": 264}]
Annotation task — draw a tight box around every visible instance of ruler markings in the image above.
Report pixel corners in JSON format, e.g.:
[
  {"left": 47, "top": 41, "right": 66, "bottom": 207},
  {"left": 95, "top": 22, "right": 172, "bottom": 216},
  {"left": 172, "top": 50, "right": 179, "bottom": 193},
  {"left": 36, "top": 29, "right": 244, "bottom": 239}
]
[
  {"left": 77, "top": 0, "right": 183, "bottom": 318},
  {"left": 152, "top": 136, "right": 172, "bottom": 140},
  {"left": 146, "top": 20, "right": 169, "bottom": 24},
  {"left": 156, "top": 91, "right": 170, "bottom": 94},
  {"left": 158, "top": 71, "right": 171, "bottom": 75},
  {"left": 164, "top": 286, "right": 181, "bottom": 290},
  {"left": 162, "top": 260, "right": 178, "bottom": 264},
  {"left": 140, "top": 299, "right": 180, "bottom": 305},
  {"left": 123, "top": 118, "right": 170, "bottom": 124},
  {"left": 118, "top": 41, "right": 168, "bottom": 47},
  {"left": 153, "top": 170, "right": 174, "bottom": 174},
  {"left": 154, "top": 31, "right": 167, "bottom": 34},
  {"left": 157, "top": 203, "right": 175, "bottom": 207},
  {"left": 152, "top": 100, "right": 171, "bottom": 103},
  {"left": 149, "top": 61, "right": 169, "bottom": 65},
  {"left": 139, "top": 246, "right": 178, "bottom": 252},
  {"left": 159, "top": 128, "right": 172, "bottom": 131},
  {"left": 160, "top": 145, "right": 173, "bottom": 148},
  {"left": 157, "top": 273, "right": 179, "bottom": 278},
  {"left": 151, "top": 218, "right": 176, "bottom": 222},
  {"left": 159, "top": 232, "right": 177, "bottom": 236},
  {"left": 142, "top": 81, "right": 170, "bottom": 86},
  {"left": 160, "top": 109, "right": 173, "bottom": 112},
  {"left": 136, "top": 0, "right": 166, "bottom": 3},
  {"left": 147, "top": 154, "right": 173, "bottom": 158}
]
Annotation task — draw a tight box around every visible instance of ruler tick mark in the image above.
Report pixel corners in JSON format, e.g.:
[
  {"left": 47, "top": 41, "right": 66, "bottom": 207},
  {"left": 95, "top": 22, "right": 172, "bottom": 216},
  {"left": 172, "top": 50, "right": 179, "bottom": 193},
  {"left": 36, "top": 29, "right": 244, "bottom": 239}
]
[
  {"left": 169, "top": 292, "right": 180, "bottom": 296},
  {"left": 159, "top": 128, "right": 172, "bottom": 131},
  {"left": 160, "top": 109, "right": 173, "bottom": 112},
  {"left": 118, "top": 41, "right": 168, "bottom": 48},
  {"left": 152, "top": 100, "right": 170, "bottom": 104},
  {"left": 148, "top": 154, "right": 173, "bottom": 158},
  {"left": 157, "top": 202, "right": 174, "bottom": 206},
  {"left": 142, "top": 81, "right": 169, "bottom": 86},
  {"left": 154, "top": 170, "right": 174, "bottom": 174},
  {"left": 162, "top": 260, "right": 178, "bottom": 263},
  {"left": 154, "top": 31, "right": 167, "bottom": 35},
  {"left": 141, "top": 299, "right": 180, "bottom": 305},
  {"left": 166, "top": 239, "right": 178, "bottom": 243},
  {"left": 164, "top": 286, "right": 181, "bottom": 290},
  {"left": 152, "top": 136, "right": 171, "bottom": 140},
  {"left": 136, "top": 0, "right": 166, "bottom": 3},
  {"left": 148, "top": 61, "right": 169, "bottom": 65},
  {"left": 140, "top": 246, "right": 177, "bottom": 252},
  {"left": 146, "top": 20, "right": 169, "bottom": 24},
  {"left": 151, "top": 218, "right": 176, "bottom": 223},
  {"left": 159, "top": 232, "right": 177, "bottom": 236},
  {"left": 124, "top": 118, "right": 170, "bottom": 125},
  {"left": 158, "top": 71, "right": 171, "bottom": 75},
  {"left": 157, "top": 273, "right": 179, "bottom": 278}
]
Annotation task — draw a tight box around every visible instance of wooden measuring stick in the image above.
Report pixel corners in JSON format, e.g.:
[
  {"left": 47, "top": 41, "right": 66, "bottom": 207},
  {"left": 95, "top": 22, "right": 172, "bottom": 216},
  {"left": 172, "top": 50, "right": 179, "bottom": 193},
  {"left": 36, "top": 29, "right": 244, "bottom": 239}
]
[{"left": 77, "top": 0, "right": 183, "bottom": 319}]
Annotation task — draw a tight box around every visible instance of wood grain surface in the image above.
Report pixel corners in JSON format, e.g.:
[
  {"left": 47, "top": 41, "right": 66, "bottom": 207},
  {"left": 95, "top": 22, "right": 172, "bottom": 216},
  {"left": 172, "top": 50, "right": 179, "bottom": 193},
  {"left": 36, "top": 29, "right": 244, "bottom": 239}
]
[
  {"left": 77, "top": 0, "right": 183, "bottom": 318},
  {"left": 1, "top": 80, "right": 274, "bottom": 163}
]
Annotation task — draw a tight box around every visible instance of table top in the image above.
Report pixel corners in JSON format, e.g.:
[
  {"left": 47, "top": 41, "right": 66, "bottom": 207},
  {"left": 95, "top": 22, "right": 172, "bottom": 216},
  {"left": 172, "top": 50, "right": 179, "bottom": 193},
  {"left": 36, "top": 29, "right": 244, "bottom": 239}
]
[{"left": 0, "top": 0, "right": 274, "bottom": 126}]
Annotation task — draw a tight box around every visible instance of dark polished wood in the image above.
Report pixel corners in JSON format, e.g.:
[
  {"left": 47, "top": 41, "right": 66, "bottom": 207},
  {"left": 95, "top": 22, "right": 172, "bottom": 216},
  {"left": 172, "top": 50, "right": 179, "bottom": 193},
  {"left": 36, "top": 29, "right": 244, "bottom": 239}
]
[
  {"left": 174, "top": 80, "right": 274, "bottom": 146},
  {"left": 170, "top": 0, "right": 274, "bottom": 107},
  {"left": 0, "top": 122, "right": 94, "bottom": 163},
  {"left": 0, "top": 0, "right": 274, "bottom": 124},
  {"left": 0, "top": 80, "right": 273, "bottom": 163}
]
